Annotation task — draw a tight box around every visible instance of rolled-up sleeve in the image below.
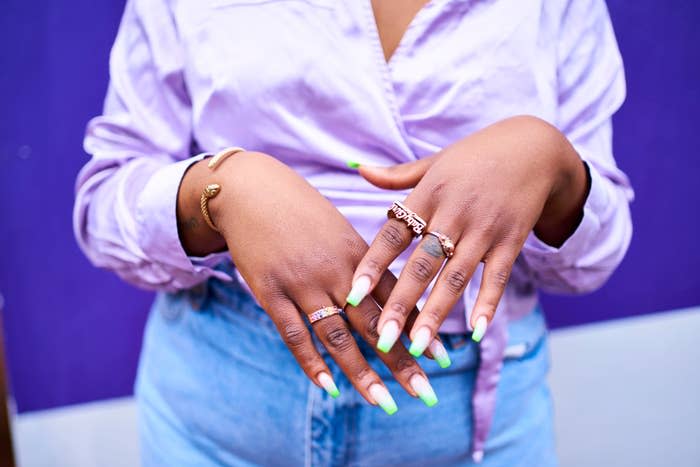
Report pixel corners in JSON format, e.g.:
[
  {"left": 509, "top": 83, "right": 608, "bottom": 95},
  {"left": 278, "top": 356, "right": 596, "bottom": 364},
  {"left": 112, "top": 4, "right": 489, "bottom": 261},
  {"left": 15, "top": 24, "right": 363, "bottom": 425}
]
[
  {"left": 521, "top": 0, "right": 634, "bottom": 294},
  {"left": 73, "top": 0, "right": 231, "bottom": 291}
]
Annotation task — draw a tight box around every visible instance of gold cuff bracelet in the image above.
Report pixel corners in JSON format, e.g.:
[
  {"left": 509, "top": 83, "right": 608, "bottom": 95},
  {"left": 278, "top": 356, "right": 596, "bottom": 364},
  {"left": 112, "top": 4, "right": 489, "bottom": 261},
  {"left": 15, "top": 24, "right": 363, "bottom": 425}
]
[{"left": 199, "top": 147, "right": 246, "bottom": 232}]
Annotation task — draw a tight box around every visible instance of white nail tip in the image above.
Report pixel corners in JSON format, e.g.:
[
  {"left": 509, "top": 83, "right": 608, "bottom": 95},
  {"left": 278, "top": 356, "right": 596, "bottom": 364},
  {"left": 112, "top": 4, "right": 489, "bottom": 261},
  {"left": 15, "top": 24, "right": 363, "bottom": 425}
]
[
  {"left": 368, "top": 384, "right": 398, "bottom": 414},
  {"left": 428, "top": 339, "right": 447, "bottom": 358},
  {"left": 413, "top": 327, "right": 431, "bottom": 347},
  {"left": 377, "top": 320, "right": 400, "bottom": 351},
  {"left": 318, "top": 372, "right": 333, "bottom": 388},
  {"left": 347, "top": 275, "right": 371, "bottom": 305},
  {"left": 410, "top": 374, "right": 434, "bottom": 397},
  {"left": 369, "top": 384, "right": 389, "bottom": 403}
]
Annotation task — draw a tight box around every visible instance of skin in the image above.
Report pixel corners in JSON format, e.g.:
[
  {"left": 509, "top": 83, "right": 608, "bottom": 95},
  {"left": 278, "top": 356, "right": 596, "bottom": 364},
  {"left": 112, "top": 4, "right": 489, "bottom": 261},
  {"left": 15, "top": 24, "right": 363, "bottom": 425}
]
[
  {"left": 176, "top": 151, "right": 436, "bottom": 407},
  {"left": 371, "top": 0, "right": 430, "bottom": 62},
  {"left": 175, "top": 1, "right": 445, "bottom": 407},
  {"left": 176, "top": 1, "right": 587, "bottom": 403},
  {"left": 351, "top": 116, "right": 590, "bottom": 353}
]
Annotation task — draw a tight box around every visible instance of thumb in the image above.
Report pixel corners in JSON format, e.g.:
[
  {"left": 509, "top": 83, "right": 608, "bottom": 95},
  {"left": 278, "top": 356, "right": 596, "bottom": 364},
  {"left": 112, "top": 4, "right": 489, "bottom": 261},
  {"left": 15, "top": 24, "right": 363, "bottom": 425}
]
[{"left": 350, "top": 155, "right": 438, "bottom": 190}]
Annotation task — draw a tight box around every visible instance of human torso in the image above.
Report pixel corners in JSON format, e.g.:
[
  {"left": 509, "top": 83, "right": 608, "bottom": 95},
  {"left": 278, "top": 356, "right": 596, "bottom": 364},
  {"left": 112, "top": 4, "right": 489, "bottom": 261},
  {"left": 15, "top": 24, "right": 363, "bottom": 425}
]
[{"left": 170, "top": 0, "right": 558, "bottom": 328}]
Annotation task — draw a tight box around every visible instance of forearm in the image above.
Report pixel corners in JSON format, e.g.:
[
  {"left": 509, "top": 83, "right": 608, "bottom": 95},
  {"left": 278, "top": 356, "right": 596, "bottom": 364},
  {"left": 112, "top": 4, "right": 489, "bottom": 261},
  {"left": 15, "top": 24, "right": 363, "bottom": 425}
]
[{"left": 534, "top": 124, "right": 591, "bottom": 247}]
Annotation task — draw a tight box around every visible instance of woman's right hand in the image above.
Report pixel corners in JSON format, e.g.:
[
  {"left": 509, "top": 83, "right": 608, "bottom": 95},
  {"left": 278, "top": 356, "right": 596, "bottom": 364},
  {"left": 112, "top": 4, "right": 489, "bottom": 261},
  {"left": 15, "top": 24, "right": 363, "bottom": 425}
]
[{"left": 177, "top": 151, "right": 446, "bottom": 412}]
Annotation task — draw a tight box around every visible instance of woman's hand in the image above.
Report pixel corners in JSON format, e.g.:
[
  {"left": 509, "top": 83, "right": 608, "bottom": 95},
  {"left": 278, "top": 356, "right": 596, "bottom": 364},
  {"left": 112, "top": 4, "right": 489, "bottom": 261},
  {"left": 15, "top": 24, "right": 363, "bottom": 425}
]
[
  {"left": 348, "top": 116, "right": 590, "bottom": 355},
  {"left": 177, "top": 151, "right": 444, "bottom": 412}
]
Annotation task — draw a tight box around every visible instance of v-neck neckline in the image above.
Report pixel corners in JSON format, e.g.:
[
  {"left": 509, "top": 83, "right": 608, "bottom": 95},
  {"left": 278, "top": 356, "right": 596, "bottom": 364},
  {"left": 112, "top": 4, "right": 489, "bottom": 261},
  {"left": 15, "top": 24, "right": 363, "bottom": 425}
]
[
  {"left": 360, "top": 0, "right": 439, "bottom": 161},
  {"left": 366, "top": 0, "right": 436, "bottom": 67}
]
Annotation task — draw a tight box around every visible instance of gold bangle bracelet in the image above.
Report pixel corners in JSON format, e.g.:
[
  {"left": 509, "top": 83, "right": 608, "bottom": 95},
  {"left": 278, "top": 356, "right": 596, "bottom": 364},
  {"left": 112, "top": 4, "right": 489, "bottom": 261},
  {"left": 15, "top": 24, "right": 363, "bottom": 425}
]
[
  {"left": 207, "top": 146, "right": 246, "bottom": 170},
  {"left": 200, "top": 183, "right": 222, "bottom": 232},
  {"left": 199, "top": 147, "right": 246, "bottom": 232}
]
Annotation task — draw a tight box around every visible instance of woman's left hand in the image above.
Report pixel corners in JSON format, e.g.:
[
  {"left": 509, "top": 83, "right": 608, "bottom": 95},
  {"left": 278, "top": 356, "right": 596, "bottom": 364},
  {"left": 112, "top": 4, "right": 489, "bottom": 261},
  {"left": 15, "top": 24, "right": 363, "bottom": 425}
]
[{"left": 347, "top": 116, "right": 590, "bottom": 356}]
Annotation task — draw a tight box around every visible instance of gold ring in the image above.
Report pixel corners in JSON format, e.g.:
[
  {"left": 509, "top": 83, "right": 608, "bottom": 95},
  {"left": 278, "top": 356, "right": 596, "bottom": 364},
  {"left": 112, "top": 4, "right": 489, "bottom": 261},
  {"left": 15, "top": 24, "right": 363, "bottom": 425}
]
[
  {"left": 387, "top": 201, "right": 427, "bottom": 237},
  {"left": 308, "top": 306, "right": 344, "bottom": 324},
  {"left": 425, "top": 231, "right": 456, "bottom": 258}
]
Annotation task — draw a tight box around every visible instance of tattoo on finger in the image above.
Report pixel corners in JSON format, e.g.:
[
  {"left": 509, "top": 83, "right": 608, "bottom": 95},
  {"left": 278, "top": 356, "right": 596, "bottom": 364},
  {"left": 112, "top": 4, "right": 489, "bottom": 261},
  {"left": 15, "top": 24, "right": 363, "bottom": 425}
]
[{"left": 421, "top": 235, "right": 444, "bottom": 259}]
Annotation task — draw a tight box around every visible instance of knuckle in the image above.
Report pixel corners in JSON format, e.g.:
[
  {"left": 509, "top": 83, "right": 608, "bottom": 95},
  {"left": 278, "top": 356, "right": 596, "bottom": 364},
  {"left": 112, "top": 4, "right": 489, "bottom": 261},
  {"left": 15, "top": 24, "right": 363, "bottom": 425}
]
[
  {"left": 456, "top": 192, "right": 479, "bottom": 216},
  {"left": 355, "top": 366, "right": 374, "bottom": 383},
  {"left": 428, "top": 181, "right": 447, "bottom": 201},
  {"left": 490, "top": 268, "right": 510, "bottom": 289},
  {"left": 365, "top": 313, "right": 380, "bottom": 340},
  {"left": 408, "top": 256, "right": 434, "bottom": 283},
  {"left": 281, "top": 322, "right": 307, "bottom": 349},
  {"left": 364, "top": 258, "right": 383, "bottom": 275},
  {"left": 445, "top": 268, "right": 469, "bottom": 295},
  {"left": 255, "top": 271, "right": 284, "bottom": 298},
  {"left": 395, "top": 356, "right": 417, "bottom": 372},
  {"left": 344, "top": 235, "right": 368, "bottom": 262},
  {"left": 325, "top": 327, "right": 354, "bottom": 352},
  {"left": 423, "top": 309, "right": 443, "bottom": 326},
  {"left": 380, "top": 222, "right": 407, "bottom": 250},
  {"left": 389, "top": 302, "right": 410, "bottom": 319}
]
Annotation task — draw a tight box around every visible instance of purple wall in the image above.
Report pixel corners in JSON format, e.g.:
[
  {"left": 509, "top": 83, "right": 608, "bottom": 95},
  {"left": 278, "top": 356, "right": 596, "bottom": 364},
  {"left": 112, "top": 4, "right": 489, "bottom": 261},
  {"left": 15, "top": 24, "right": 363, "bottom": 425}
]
[{"left": 1, "top": 1, "right": 699, "bottom": 413}]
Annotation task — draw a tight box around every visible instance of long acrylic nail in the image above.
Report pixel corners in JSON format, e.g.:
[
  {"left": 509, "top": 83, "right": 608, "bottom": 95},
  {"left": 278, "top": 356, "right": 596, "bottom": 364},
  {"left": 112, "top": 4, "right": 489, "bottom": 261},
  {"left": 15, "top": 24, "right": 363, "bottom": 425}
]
[
  {"left": 472, "top": 316, "right": 488, "bottom": 343},
  {"left": 346, "top": 160, "right": 361, "bottom": 169},
  {"left": 410, "top": 374, "right": 438, "bottom": 407},
  {"left": 318, "top": 372, "right": 340, "bottom": 398},
  {"left": 377, "top": 320, "right": 400, "bottom": 353},
  {"left": 429, "top": 339, "right": 451, "bottom": 368},
  {"left": 369, "top": 384, "right": 398, "bottom": 415},
  {"left": 346, "top": 275, "right": 371, "bottom": 307},
  {"left": 409, "top": 327, "right": 432, "bottom": 357}
]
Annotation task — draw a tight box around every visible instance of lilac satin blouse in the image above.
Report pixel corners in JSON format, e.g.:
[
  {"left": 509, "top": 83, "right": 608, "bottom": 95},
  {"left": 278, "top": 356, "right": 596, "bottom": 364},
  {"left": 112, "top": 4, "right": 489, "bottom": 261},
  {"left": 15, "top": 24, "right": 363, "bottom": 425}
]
[{"left": 73, "top": 0, "right": 633, "bottom": 459}]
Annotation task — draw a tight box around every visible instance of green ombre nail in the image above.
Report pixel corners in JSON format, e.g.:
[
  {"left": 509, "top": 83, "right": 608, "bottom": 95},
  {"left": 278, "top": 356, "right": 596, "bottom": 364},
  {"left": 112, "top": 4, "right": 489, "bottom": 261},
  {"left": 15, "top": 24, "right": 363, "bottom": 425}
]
[
  {"left": 409, "top": 327, "right": 431, "bottom": 357},
  {"left": 472, "top": 316, "right": 488, "bottom": 343},
  {"left": 410, "top": 375, "right": 438, "bottom": 408},
  {"left": 429, "top": 340, "right": 452, "bottom": 369},
  {"left": 346, "top": 275, "right": 371, "bottom": 307},
  {"left": 346, "top": 160, "right": 361, "bottom": 169},
  {"left": 369, "top": 384, "right": 398, "bottom": 415},
  {"left": 318, "top": 372, "right": 340, "bottom": 398}
]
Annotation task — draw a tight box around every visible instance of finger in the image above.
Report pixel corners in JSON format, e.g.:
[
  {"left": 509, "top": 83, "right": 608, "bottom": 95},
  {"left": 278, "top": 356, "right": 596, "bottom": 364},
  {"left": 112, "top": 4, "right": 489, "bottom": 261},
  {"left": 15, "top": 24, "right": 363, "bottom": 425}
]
[
  {"left": 410, "top": 236, "right": 486, "bottom": 354},
  {"left": 305, "top": 296, "right": 398, "bottom": 415},
  {"left": 347, "top": 202, "right": 427, "bottom": 308},
  {"left": 353, "top": 155, "right": 438, "bottom": 190},
  {"left": 470, "top": 246, "right": 519, "bottom": 342},
  {"left": 347, "top": 297, "right": 439, "bottom": 407},
  {"left": 266, "top": 297, "right": 340, "bottom": 398},
  {"left": 375, "top": 231, "right": 451, "bottom": 356},
  {"left": 371, "top": 270, "right": 450, "bottom": 366}
]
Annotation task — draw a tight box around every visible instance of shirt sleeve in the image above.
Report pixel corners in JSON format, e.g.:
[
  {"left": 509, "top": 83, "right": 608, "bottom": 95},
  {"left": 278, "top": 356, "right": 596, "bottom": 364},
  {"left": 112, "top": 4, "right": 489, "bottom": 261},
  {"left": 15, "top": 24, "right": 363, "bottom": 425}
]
[
  {"left": 73, "top": 0, "right": 232, "bottom": 291},
  {"left": 520, "top": 0, "right": 634, "bottom": 294}
]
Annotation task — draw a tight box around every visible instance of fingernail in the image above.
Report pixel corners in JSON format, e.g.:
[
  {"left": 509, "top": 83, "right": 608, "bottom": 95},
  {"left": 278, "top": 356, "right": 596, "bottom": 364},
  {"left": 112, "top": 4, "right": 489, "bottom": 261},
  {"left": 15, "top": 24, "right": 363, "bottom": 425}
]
[
  {"left": 369, "top": 384, "right": 398, "bottom": 415},
  {"left": 409, "top": 327, "right": 432, "bottom": 357},
  {"left": 410, "top": 374, "right": 438, "bottom": 407},
  {"left": 429, "top": 339, "right": 451, "bottom": 368},
  {"left": 318, "top": 372, "right": 340, "bottom": 398},
  {"left": 472, "top": 450, "right": 484, "bottom": 463},
  {"left": 377, "top": 320, "right": 400, "bottom": 353},
  {"left": 346, "top": 160, "right": 361, "bottom": 169},
  {"left": 472, "top": 316, "right": 488, "bottom": 343},
  {"left": 346, "top": 275, "right": 371, "bottom": 307}
]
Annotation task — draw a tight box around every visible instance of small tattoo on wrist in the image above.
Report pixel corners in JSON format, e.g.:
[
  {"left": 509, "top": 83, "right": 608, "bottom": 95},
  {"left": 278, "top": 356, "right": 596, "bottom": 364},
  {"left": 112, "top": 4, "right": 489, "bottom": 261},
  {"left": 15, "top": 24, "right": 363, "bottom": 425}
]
[{"left": 178, "top": 216, "right": 200, "bottom": 232}]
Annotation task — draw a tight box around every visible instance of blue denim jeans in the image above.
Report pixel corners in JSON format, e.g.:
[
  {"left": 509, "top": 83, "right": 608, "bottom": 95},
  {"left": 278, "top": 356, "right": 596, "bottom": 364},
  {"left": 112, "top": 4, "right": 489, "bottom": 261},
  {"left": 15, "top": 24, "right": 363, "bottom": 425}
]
[{"left": 136, "top": 276, "right": 557, "bottom": 466}]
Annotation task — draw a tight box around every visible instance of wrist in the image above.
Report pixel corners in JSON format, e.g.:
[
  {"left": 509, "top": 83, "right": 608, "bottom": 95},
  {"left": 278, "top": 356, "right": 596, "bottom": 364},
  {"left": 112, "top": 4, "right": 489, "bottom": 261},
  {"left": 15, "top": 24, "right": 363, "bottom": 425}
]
[
  {"left": 177, "top": 158, "right": 227, "bottom": 256},
  {"left": 534, "top": 132, "right": 590, "bottom": 247}
]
